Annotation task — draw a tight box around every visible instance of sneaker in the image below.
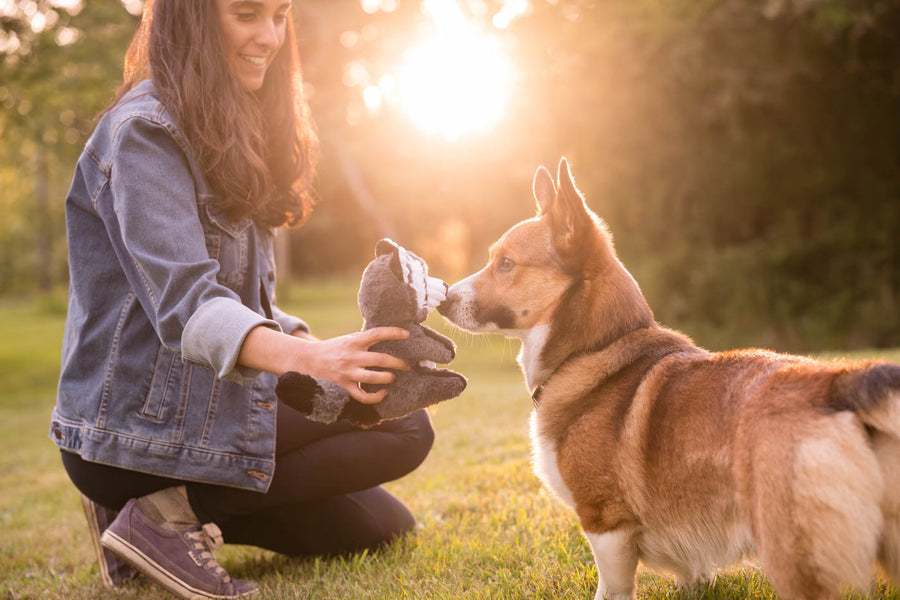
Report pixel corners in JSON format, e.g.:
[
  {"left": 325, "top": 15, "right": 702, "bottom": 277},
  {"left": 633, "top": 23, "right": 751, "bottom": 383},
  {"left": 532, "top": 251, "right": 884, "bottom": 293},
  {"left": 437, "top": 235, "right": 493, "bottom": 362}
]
[
  {"left": 100, "top": 498, "right": 259, "bottom": 599},
  {"left": 80, "top": 494, "right": 139, "bottom": 587}
]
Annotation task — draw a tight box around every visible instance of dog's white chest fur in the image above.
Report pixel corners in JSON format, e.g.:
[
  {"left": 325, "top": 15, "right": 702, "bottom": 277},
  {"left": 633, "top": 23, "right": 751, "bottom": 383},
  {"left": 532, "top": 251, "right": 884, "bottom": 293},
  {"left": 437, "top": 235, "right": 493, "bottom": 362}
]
[
  {"left": 529, "top": 410, "right": 576, "bottom": 509},
  {"left": 519, "top": 325, "right": 552, "bottom": 391}
]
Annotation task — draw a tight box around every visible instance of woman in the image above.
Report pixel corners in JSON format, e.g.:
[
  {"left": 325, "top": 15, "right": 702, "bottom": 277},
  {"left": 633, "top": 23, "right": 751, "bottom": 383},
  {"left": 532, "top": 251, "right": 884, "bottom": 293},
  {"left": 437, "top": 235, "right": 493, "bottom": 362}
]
[{"left": 50, "top": 1, "right": 434, "bottom": 598}]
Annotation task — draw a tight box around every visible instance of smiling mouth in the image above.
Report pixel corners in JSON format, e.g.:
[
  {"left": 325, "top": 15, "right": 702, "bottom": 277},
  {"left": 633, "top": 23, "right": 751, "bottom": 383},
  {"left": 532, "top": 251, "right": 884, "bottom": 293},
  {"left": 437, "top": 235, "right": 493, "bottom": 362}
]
[{"left": 240, "top": 55, "right": 267, "bottom": 67}]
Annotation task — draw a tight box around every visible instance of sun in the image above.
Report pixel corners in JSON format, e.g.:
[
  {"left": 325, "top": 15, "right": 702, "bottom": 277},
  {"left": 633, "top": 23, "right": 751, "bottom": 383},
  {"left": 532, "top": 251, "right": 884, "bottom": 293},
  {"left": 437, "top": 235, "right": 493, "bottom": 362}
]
[
  {"left": 356, "top": 0, "right": 524, "bottom": 141},
  {"left": 394, "top": 1, "right": 514, "bottom": 141}
]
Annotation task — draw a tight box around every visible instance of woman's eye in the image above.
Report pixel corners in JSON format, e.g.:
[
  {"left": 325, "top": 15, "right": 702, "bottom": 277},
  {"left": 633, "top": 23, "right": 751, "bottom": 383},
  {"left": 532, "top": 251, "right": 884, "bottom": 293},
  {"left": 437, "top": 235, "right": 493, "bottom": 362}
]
[
  {"left": 497, "top": 257, "right": 515, "bottom": 272},
  {"left": 236, "top": 12, "right": 255, "bottom": 22}
]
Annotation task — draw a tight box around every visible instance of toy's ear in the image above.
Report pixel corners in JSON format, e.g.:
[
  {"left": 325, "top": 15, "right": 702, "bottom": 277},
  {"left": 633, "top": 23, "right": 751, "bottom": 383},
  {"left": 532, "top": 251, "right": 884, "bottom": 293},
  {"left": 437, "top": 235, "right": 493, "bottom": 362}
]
[
  {"left": 375, "top": 238, "right": 403, "bottom": 280},
  {"left": 375, "top": 238, "right": 399, "bottom": 257}
]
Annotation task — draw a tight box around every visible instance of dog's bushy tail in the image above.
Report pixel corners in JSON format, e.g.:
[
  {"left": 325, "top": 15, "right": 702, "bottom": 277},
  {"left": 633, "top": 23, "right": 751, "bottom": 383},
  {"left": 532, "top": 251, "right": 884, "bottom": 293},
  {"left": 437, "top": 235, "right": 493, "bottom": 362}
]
[
  {"left": 832, "top": 361, "right": 900, "bottom": 436},
  {"left": 833, "top": 361, "right": 900, "bottom": 583}
]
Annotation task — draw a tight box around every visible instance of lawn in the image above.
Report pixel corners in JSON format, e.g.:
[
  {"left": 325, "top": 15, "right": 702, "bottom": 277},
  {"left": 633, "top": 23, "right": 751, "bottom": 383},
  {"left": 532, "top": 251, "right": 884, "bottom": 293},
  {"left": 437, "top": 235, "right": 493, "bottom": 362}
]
[{"left": 1, "top": 282, "right": 899, "bottom": 599}]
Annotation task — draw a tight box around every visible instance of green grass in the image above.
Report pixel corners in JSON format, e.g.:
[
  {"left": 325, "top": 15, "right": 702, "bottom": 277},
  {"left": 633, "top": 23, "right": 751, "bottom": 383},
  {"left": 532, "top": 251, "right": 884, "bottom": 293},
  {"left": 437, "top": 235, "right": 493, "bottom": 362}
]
[{"left": 1, "top": 281, "right": 899, "bottom": 599}]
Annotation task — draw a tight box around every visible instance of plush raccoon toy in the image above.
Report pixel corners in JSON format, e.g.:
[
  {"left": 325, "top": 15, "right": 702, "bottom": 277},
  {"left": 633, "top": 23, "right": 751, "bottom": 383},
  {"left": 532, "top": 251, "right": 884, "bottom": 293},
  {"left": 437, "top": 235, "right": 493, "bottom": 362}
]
[{"left": 275, "top": 239, "right": 467, "bottom": 427}]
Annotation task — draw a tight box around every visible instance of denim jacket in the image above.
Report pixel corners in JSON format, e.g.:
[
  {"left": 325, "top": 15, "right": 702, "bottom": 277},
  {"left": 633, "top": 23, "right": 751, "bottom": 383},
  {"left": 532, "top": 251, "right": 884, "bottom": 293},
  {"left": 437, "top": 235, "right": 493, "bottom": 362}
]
[{"left": 50, "top": 80, "right": 308, "bottom": 492}]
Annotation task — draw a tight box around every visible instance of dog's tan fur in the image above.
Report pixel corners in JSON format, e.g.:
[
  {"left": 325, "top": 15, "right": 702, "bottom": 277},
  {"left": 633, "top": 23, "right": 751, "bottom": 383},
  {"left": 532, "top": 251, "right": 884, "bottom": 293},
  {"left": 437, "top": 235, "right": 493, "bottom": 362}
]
[{"left": 439, "top": 158, "right": 900, "bottom": 600}]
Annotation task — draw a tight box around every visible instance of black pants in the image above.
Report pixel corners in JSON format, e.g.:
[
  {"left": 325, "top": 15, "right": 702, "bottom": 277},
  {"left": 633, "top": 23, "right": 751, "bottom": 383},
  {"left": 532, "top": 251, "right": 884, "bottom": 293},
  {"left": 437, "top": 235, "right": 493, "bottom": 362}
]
[{"left": 62, "top": 405, "right": 434, "bottom": 557}]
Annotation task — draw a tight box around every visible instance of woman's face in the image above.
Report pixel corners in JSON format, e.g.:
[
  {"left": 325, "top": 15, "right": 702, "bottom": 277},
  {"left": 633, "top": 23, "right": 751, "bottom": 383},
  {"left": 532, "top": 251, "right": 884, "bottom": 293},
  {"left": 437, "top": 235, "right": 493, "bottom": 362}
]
[{"left": 215, "top": 0, "right": 291, "bottom": 92}]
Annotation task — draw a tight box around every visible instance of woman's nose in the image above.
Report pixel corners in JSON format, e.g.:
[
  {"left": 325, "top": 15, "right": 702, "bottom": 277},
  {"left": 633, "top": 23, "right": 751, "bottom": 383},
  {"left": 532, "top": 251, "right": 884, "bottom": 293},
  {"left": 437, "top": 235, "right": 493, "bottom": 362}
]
[{"left": 255, "top": 19, "right": 281, "bottom": 49}]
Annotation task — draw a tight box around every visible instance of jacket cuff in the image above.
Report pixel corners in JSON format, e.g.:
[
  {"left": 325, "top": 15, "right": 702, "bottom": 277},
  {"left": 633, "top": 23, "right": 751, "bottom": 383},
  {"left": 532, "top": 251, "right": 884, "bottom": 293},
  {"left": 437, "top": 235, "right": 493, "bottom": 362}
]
[{"left": 182, "top": 297, "right": 281, "bottom": 383}]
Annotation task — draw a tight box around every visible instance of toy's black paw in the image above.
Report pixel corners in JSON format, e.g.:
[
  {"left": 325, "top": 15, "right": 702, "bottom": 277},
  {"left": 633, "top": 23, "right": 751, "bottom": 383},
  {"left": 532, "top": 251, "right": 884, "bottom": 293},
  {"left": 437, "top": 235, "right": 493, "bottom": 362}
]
[
  {"left": 340, "top": 400, "right": 382, "bottom": 428},
  {"left": 275, "top": 371, "right": 320, "bottom": 414},
  {"left": 409, "top": 364, "right": 467, "bottom": 398},
  {"left": 427, "top": 368, "right": 467, "bottom": 400}
]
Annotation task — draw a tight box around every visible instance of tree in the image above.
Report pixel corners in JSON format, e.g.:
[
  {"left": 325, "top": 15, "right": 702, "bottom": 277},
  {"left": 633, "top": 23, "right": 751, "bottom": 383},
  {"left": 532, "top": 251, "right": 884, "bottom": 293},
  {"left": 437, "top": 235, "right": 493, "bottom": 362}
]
[
  {"left": 1, "top": 0, "right": 899, "bottom": 350},
  {"left": 1, "top": 0, "right": 140, "bottom": 291}
]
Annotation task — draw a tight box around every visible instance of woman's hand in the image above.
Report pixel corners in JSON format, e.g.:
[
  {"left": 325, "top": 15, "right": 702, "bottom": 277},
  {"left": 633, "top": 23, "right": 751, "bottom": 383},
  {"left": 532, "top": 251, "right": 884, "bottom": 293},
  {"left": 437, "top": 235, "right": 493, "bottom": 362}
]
[
  {"left": 296, "top": 328, "right": 411, "bottom": 404},
  {"left": 239, "top": 325, "right": 410, "bottom": 404}
]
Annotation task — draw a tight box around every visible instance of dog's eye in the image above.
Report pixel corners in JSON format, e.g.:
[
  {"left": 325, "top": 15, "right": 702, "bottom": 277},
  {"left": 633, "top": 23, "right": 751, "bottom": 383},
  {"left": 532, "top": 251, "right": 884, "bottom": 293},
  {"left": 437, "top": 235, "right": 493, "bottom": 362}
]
[{"left": 497, "top": 257, "right": 515, "bottom": 273}]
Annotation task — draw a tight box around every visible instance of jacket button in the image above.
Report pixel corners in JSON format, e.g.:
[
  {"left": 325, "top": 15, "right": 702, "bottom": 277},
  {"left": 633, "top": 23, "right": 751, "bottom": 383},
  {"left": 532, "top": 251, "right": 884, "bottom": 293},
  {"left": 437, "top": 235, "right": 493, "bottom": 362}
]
[{"left": 267, "top": 271, "right": 275, "bottom": 282}]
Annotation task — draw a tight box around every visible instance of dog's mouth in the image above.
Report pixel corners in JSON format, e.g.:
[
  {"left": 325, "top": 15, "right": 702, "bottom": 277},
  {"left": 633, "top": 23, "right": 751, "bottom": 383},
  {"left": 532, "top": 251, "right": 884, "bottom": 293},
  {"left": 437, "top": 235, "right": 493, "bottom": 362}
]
[
  {"left": 436, "top": 296, "right": 455, "bottom": 318},
  {"left": 439, "top": 289, "right": 518, "bottom": 334},
  {"left": 473, "top": 304, "right": 517, "bottom": 330},
  {"left": 437, "top": 289, "right": 479, "bottom": 331}
]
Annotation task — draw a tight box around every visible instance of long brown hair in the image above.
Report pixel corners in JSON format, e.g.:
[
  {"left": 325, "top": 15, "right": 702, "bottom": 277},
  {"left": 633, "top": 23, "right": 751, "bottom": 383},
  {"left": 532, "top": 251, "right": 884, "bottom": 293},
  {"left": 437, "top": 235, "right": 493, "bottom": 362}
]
[{"left": 109, "top": 0, "right": 318, "bottom": 228}]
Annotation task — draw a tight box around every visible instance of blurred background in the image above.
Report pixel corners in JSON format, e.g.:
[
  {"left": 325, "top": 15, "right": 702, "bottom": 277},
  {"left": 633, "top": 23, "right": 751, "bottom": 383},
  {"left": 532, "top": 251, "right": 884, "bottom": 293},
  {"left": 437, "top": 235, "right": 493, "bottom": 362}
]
[{"left": 1, "top": 0, "right": 898, "bottom": 352}]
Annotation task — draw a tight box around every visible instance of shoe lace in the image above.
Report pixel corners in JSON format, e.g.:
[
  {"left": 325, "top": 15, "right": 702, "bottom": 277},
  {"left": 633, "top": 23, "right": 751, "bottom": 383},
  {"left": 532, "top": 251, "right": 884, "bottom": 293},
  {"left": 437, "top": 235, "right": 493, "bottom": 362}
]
[{"left": 186, "top": 523, "right": 231, "bottom": 583}]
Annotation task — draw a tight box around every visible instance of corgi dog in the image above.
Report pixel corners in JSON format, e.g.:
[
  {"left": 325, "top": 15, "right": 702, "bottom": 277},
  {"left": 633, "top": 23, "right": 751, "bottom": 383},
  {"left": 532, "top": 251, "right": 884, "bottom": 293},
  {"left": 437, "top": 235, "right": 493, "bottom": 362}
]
[{"left": 438, "top": 158, "right": 900, "bottom": 600}]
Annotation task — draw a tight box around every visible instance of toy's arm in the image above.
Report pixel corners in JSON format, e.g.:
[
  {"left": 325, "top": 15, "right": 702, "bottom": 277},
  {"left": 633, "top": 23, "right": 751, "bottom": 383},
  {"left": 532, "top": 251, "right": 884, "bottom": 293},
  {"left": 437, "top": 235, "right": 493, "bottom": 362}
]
[
  {"left": 372, "top": 326, "right": 455, "bottom": 365},
  {"left": 419, "top": 327, "right": 456, "bottom": 364},
  {"left": 276, "top": 372, "right": 351, "bottom": 424}
]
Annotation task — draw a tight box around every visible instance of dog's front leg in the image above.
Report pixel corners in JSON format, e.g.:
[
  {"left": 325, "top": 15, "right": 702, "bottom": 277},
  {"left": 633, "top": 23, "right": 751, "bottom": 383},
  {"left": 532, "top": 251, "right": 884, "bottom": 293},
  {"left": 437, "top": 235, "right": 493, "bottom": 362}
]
[{"left": 584, "top": 529, "right": 638, "bottom": 600}]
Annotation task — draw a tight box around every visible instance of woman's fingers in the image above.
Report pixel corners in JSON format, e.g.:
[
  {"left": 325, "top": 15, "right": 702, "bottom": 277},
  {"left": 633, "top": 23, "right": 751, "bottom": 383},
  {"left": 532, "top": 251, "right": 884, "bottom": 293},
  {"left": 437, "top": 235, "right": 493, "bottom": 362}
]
[
  {"left": 361, "top": 350, "right": 409, "bottom": 372},
  {"left": 343, "top": 369, "right": 393, "bottom": 404},
  {"left": 361, "top": 326, "right": 409, "bottom": 343},
  {"left": 294, "top": 328, "right": 413, "bottom": 404},
  {"left": 343, "top": 348, "right": 406, "bottom": 404},
  {"left": 355, "top": 367, "right": 397, "bottom": 386},
  {"left": 350, "top": 386, "right": 388, "bottom": 405},
  {"left": 352, "top": 328, "right": 409, "bottom": 371}
]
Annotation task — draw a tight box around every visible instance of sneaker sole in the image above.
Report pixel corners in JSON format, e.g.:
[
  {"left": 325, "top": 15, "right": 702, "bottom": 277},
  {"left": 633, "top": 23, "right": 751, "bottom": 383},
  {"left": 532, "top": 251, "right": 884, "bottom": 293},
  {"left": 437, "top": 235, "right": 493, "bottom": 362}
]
[
  {"left": 100, "top": 530, "right": 258, "bottom": 600},
  {"left": 80, "top": 495, "right": 116, "bottom": 588}
]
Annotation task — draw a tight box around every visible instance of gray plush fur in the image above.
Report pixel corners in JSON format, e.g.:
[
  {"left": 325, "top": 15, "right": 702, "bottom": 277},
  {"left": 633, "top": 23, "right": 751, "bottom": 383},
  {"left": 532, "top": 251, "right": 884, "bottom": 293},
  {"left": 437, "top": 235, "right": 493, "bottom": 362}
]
[{"left": 276, "top": 239, "right": 467, "bottom": 427}]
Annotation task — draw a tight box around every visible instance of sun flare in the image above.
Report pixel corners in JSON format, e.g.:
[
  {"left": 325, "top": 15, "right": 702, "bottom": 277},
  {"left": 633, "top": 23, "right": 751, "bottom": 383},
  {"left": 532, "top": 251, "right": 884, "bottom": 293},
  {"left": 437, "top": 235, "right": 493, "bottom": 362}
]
[{"left": 395, "top": 1, "right": 514, "bottom": 141}]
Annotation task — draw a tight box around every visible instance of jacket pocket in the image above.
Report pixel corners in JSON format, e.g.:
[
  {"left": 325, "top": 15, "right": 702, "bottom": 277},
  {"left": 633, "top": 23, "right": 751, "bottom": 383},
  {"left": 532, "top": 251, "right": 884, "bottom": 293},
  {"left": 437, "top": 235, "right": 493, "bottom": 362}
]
[
  {"left": 140, "top": 345, "right": 180, "bottom": 420},
  {"left": 200, "top": 196, "right": 252, "bottom": 290}
]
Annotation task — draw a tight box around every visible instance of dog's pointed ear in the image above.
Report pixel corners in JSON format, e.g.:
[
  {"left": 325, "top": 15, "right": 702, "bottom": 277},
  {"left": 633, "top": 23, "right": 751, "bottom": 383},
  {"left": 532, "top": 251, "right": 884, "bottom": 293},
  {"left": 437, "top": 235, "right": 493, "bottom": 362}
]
[
  {"left": 545, "top": 158, "right": 597, "bottom": 265},
  {"left": 533, "top": 165, "right": 556, "bottom": 215},
  {"left": 557, "top": 158, "right": 587, "bottom": 214}
]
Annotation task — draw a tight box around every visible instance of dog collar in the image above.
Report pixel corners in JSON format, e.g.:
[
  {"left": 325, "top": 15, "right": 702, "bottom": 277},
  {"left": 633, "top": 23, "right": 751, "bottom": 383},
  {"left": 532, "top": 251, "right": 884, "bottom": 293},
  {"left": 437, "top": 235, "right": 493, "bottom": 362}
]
[{"left": 531, "top": 354, "right": 577, "bottom": 409}]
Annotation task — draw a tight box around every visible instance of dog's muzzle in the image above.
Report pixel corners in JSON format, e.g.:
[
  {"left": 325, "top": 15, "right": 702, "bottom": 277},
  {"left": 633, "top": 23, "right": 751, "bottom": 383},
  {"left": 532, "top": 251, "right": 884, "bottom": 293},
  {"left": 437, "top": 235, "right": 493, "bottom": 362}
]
[{"left": 436, "top": 295, "right": 457, "bottom": 317}]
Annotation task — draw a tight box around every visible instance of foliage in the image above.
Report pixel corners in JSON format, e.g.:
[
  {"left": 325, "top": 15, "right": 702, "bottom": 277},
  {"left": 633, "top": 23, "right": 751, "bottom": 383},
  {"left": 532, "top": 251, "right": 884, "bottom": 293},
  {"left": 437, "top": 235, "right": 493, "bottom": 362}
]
[
  {"left": 1, "top": 0, "right": 899, "bottom": 350},
  {"left": 1, "top": 0, "right": 140, "bottom": 291},
  {"left": 561, "top": 0, "right": 900, "bottom": 351},
  {"left": 292, "top": 0, "right": 900, "bottom": 351}
]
